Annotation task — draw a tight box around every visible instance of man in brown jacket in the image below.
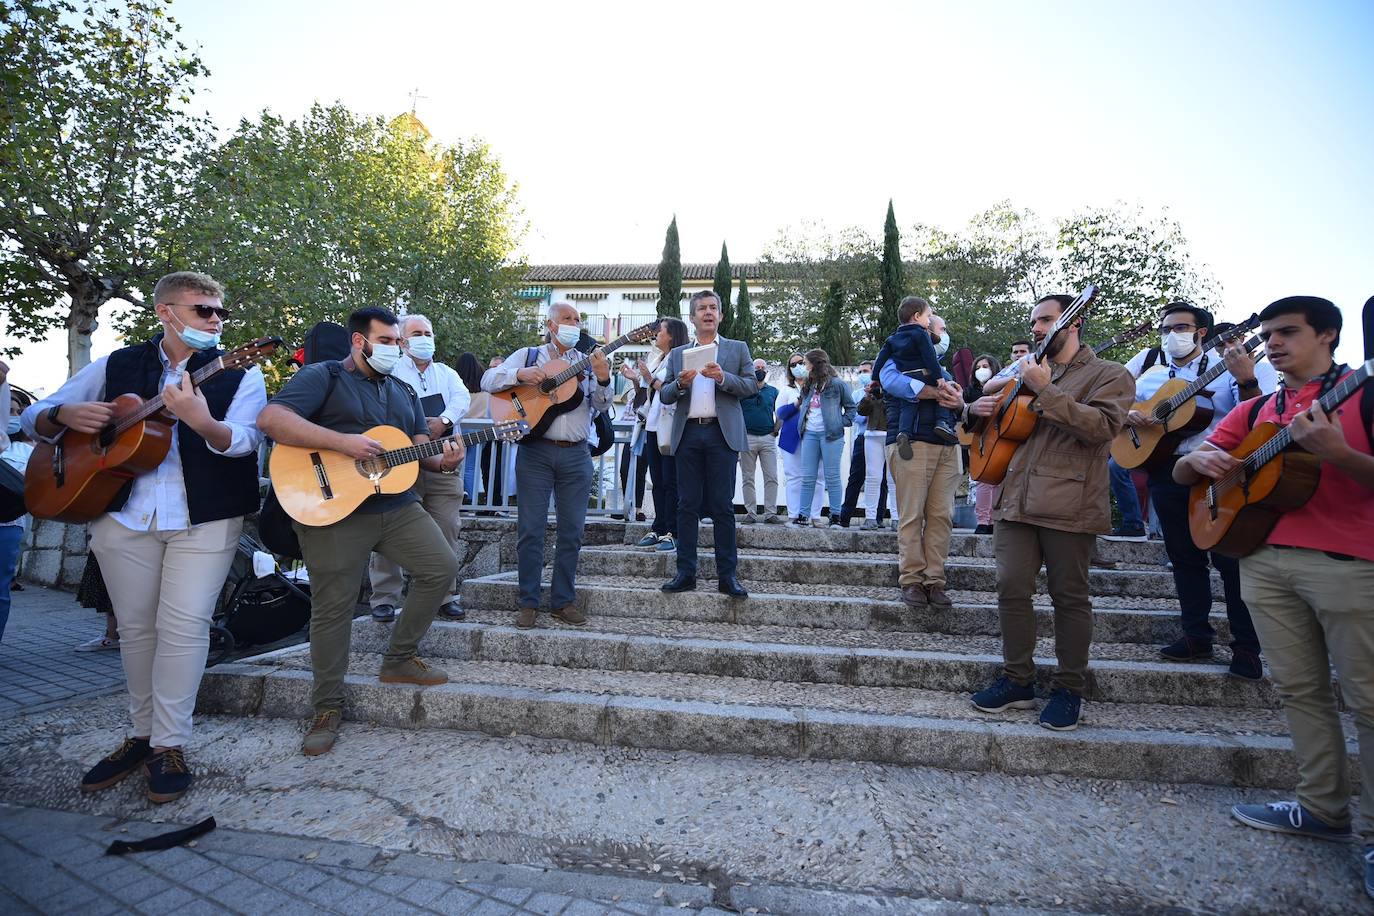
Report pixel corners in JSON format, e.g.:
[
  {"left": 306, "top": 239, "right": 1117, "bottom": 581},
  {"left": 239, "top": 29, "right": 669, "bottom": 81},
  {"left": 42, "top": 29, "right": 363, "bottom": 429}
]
[{"left": 943, "top": 294, "right": 1133, "bottom": 731}]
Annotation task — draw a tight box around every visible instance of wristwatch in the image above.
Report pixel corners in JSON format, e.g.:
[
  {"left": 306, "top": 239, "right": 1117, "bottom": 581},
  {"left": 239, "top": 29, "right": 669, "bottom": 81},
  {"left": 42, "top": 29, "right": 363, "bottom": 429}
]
[
  {"left": 1238, "top": 378, "right": 1260, "bottom": 391},
  {"left": 440, "top": 417, "right": 455, "bottom": 434}
]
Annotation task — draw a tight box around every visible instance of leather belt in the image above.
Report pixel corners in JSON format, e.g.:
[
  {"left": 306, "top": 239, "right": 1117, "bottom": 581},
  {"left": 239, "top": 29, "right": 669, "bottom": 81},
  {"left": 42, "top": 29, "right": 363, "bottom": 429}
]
[
  {"left": 1271, "top": 544, "right": 1358, "bottom": 562},
  {"left": 547, "top": 440, "right": 586, "bottom": 448},
  {"left": 688, "top": 416, "right": 718, "bottom": 424}
]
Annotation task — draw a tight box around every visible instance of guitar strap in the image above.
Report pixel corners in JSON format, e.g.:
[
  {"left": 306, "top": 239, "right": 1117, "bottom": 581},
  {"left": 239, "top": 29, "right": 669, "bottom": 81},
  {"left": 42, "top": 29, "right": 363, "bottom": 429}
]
[{"left": 1247, "top": 363, "right": 1374, "bottom": 453}]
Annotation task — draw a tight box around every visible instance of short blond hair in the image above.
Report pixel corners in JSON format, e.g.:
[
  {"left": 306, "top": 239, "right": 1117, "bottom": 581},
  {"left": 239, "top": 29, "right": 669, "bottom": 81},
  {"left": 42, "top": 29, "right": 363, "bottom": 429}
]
[{"left": 153, "top": 271, "right": 224, "bottom": 304}]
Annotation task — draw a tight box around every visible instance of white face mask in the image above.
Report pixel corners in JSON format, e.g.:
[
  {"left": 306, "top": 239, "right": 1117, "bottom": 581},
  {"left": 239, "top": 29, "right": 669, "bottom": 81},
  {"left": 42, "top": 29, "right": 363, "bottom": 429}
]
[
  {"left": 365, "top": 342, "right": 402, "bottom": 375},
  {"left": 554, "top": 324, "right": 581, "bottom": 348},
  {"left": 791, "top": 364, "right": 808, "bottom": 380},
  {"left": 407, "top": 336, "right": 435, "bottom": 361},
  {"left": 974, "top": 367, "right": 993, "bottom": 384},
  {"left": 1162, "top": 330, "right": 1197, "bottom": 361},
  {"left": 933, "top": 335, "right": 950, "bottom": 359}
]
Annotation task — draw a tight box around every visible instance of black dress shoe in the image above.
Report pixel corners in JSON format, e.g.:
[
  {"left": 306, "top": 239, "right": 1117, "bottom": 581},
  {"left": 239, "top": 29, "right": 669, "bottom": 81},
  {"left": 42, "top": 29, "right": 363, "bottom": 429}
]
[
  {"left": 717, "top": 576, "right": 748, "bottom": 598},
  {"left": 661, "top": 574, "right": 697, "bottom": 592}
]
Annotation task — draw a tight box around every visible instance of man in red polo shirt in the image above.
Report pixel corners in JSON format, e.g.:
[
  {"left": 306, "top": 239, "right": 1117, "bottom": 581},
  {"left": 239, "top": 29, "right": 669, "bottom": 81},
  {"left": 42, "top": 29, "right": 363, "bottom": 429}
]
[{"left": 1174, "top": 295, "right": 1374, "bottom": 900}]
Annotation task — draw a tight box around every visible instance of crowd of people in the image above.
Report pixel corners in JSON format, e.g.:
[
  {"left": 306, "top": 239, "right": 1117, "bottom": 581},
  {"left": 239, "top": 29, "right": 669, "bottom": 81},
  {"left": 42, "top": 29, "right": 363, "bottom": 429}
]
[{"left": 4, "top": 271, "right": 1373, "bottom": 898}]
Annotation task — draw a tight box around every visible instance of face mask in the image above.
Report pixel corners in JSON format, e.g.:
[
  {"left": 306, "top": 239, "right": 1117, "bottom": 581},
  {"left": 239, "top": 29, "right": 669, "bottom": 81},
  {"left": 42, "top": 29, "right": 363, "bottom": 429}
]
[
  {"left": 1162, "top": 331, "right": 1197, "bottom": 361},
  {"left": 554, "top": 324, "right": 581, "bottom": 348},
  {"left": 933, "top": 335, "right": 950, "bottom": 359},
  {"left": 364, "top": 341, "right": 402, "bottom": 375},
  {"left": 5, "top": 417, "right": 19, "bottom": 436},
  {"left": 791, "top": 364, "right": 807, "bottom": 380},
  {"left": 407, "top": 336, "right": 435, "bottom": 361},
  {"left": 974, "top": 367, "right": 993, "bottom": 384},
  {"left": 168, "top": 310, "right": 220, "bottom": 351},
  {"left": 754, "top": 369, "right": 767, "bottom": 382}
]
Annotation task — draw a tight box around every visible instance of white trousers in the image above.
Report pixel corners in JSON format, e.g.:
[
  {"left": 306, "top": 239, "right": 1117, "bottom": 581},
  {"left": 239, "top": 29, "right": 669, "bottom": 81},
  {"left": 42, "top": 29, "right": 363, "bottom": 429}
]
[
  {"left": 91, "top": 514, "right": 242, "bottom": 747},
  {"left": 782, "top": 445, "right": 824, "bottom": 517},
  {"left": 863, "top": 433, "right": 898, "bottom": 520}
]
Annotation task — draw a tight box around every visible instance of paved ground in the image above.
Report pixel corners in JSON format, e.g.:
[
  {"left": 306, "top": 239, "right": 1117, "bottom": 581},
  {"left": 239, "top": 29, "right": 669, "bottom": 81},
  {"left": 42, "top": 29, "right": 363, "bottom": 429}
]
[{"left": 0, "top": 583, "right": 124, "bottom": 718}]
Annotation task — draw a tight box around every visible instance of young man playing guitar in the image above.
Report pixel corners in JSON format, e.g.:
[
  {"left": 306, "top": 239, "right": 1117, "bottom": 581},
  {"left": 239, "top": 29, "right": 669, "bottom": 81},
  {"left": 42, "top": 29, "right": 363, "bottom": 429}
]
[
  {"left": 258, "top": 307, "right": 462, "bottom": 757},
  {"left": 1121, "top": 302, "right": 1277, "bottom": 677},
  {"left": 481, "top": 302, "right": 613, "bottom": 629},
  {"left": 1174, "top": 296, "right": 1374, "bottom": 900},
  {"left": 949, "top": 294, "right": 1134, "bottom": 731},
  {"left": 22, "top": 271, "right": 267, "bottom": 802}
]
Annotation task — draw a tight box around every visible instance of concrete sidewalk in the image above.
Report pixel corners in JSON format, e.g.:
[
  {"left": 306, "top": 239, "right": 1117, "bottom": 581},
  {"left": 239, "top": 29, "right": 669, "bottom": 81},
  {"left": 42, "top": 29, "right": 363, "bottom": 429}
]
[{"left": 0, "top": 583, "right": 123, "bottom": 718}]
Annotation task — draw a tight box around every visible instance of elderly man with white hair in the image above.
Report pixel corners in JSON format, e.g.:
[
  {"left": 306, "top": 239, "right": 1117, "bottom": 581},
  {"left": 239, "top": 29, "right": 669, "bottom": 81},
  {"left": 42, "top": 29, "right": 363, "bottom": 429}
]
[{"left": 368, "top": 313, "right": 471, "bottom": 623}]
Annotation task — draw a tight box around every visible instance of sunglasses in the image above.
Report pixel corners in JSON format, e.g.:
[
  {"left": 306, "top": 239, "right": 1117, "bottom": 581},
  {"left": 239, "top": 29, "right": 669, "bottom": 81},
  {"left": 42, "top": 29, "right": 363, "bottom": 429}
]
[{"left": 181, "top": 303, "right": 232, "bottom": 321}]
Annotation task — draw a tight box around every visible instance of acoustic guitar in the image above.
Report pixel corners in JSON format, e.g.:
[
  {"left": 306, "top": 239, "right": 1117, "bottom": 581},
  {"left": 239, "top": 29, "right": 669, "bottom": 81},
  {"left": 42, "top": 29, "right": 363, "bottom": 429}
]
[
  {"left": 24, "top": 337, "right": 282, "bottom": 523},
  {"left": 967, "top": 284, "right": 1098, "bottom": 484},
  {"left": 1110, "top": 330, "right": 1266, "bottom": 470},
  {"left": 269, "top": 420, "right": 529, "bottom": 527},
  {"left": 490, "top": 323, "right": 657, "bottom": 440},
  {"left": 1188, "top": 358, "right": 1374, "bottom": 558},
  {"left": 1090, "top": 319, "right": 1154, "bottom": 357}
]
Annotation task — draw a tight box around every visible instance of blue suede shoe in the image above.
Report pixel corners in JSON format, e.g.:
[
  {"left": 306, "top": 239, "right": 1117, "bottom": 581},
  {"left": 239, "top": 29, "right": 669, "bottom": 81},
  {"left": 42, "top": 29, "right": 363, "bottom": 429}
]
[
  {"left": 1231, "top": 801, "right": 1353, "bottom": 842},
  {"left": 1038, "top": 688, "right": 1082, "bottom": 731},
  {"left": 635, "top": 533, "right": 659, "bottom": 548},
  {"left": 971, "top": 676, "right": 1036, "bottom": 713}
]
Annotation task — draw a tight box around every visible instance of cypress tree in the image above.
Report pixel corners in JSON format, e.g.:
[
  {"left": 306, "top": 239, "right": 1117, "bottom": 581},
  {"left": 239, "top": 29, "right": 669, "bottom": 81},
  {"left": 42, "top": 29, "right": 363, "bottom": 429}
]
[
  {"left": 819, "top": 279, "right": 856, "bottom": 366},
  {"left": 713, "top": 241, "right": 733, "bottom": 336},
  {"left": 657, "top": 216, "right": 683, "bottom": 318},
  {"left": 734, "top": 275, "right": 754, "bottom": 353},
  {"left": 879, "top": 200, "right": 905, "bottom": 334}
]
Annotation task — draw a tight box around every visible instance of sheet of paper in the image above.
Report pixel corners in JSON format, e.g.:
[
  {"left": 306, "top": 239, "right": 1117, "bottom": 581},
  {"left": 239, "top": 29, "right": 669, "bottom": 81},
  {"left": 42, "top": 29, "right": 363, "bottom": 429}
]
[{"left": 682, "top": 342, "right": 718, "bottom": 372}]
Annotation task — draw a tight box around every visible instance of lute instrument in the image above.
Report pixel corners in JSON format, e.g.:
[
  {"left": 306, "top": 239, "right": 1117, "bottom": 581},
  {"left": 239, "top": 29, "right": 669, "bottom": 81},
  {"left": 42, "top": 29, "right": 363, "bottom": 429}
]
[
  {"left": 1188, "top": 358, "right": 1374, "bottom": 558},
  {"left": 24, "top": 337, "right": 282, "bottom": 523},
  {"left": 269, "top": 420, "right": 529, "bottom": 527},
  {"left": 967, "top": 284, "right": 1097, "bottom": 484},
  {"left": 1091, "top": 319, "right": 1153, "bottom": 357}
]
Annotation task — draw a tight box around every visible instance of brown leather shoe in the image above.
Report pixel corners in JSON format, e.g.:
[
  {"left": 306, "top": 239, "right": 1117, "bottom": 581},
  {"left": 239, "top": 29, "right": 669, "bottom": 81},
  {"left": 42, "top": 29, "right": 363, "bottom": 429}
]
[
  {"left": 551, "top": 605, "right": 587, "bottom": 626},
  {"left": 516, "top": 606, "right": 536, "bottom": 629},
  {"left": 926, "top": 585, "right": 953, "bottom": 608},
  {"left": 302, "top": 709, "right": 341, "bottom": 757},
  {"left": 900, "top": 584, "right": 928, "bottom": 607},
  {"left": 378, "top": 656, "right": 448, "bottom": 686}
]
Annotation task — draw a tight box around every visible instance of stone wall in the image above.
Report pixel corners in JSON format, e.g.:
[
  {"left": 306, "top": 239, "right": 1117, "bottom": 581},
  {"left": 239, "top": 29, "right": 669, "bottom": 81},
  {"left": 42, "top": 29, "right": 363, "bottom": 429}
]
[{"left": 18, "top": 518, "right": 89, "bottom": 591}]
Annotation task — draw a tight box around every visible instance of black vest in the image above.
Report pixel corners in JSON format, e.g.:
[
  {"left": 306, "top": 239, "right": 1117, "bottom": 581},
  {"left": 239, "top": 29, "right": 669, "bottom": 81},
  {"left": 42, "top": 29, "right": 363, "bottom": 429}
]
[{"left": 103, "top": 335, "right": 260, "bottom": 525}]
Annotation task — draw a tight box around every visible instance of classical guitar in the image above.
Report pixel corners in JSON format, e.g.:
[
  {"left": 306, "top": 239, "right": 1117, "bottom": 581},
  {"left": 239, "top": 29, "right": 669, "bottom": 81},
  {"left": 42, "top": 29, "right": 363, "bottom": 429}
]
[
  {"left": 1110, "top": 331, "right": 1267, "bottom": 470},
  {"left": 1188, "top": 358, "right": 1374, "bottom": 558},
  {"left": 24, "top": 337, "right": 283, "bottom": 523},
  {"left": 1200, "top": 313, "right": 1261, "bottom": 353},
  {"left": 269, "top": 420, "right": 529, "bottom": 527},
  {"left": 1091, "top": 319, "right": 1153, "bottom": 357},
  {"left": 489, "top": 324, "right": 657, "bottom": 440},
  {"left": 967, "top": 284, "right": 1097, "bottom": 484}
]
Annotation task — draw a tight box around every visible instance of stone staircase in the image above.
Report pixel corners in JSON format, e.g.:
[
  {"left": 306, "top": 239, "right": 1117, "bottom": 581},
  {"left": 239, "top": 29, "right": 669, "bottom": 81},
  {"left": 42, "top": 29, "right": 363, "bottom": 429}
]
[{"left": 198, "top": 520, "right": 1358, "bottom": 792}]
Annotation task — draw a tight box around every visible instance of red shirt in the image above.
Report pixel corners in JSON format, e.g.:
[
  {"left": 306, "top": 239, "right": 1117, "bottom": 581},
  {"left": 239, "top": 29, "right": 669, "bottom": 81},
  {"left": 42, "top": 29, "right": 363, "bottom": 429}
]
[{"left": 1207, "top": 371, "right": 1374, "bottom": 561}]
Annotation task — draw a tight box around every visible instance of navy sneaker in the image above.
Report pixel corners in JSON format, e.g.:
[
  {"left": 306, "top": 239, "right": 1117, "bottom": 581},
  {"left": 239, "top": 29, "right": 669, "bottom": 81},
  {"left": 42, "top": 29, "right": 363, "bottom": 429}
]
[
  {"left": 371, "top": 604, "right": 398, "bottom": 623},
  {"left": 1229, "top": 648, "right": 1264, "bottom": 681},
  {"left": 145, "top": 748, "right": 193, "bottom": 804},
  {"left": 971, "top": 676, "right": 1037, "bottom": 713},
  {"left": 80, "top": 737, "right": 152, "bottom": 793},
  {"left": 1364, "top": 846, "right": 1374, "bottom": 900},
  {"left": 1231, "top": 801, "right": 1353, "bottom": 842},
  {"left": 1039, "top": 688, "right": 1082, "bottom": 731},
  {"left": 635, "top": 533, "right": 659, "bottom": 548},
  {"left": 1160, "top": 636, "right": 1213, "bottom": 661}
]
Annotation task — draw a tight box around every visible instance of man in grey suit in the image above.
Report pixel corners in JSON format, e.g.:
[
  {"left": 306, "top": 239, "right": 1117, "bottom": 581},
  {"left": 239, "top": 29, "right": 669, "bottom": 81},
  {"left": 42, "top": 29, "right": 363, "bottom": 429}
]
[{"left": 658, "top": 291, "right": 755, "bottom": 598}]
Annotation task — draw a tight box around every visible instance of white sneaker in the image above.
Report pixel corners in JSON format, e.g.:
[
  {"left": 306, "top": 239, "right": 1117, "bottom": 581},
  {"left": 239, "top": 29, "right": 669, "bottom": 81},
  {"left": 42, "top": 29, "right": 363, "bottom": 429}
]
[{"left": 77, "top": 635, "right": 119, "bottom": 652}]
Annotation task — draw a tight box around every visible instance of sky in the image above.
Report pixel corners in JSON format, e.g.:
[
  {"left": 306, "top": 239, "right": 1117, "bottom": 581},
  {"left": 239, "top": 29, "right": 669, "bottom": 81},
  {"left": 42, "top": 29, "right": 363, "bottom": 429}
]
[{"left": 7, "top": 0, "right": 1373, "bottom": 393}]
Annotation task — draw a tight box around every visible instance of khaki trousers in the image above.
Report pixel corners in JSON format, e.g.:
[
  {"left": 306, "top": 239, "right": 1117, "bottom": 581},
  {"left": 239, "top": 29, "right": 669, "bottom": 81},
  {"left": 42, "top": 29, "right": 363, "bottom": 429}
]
[
  {"left": 295, "top": 501, "right": 459, "bottom": 712},
  {"left": 994, "top": 519, "right": 1096, "bottom": 694},
  {"left": 886, "top": 440, "right": 958, "bottom": 588},
  {"left": 90, "top": 514, "right": 242, "bottom": 747},
  {"left": 1241, "top": 546, "right": 1374, "bottom": 840},
  {"left": 369, "top": 469, "right": 464, "bottom": 605},
  {"left": 738, "top": 433, "right": 780, "bottom": 514}
]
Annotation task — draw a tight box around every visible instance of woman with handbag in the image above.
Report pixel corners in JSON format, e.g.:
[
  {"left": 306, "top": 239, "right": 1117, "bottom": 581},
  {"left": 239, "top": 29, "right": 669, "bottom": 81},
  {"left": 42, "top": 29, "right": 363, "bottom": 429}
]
[
  {"left": 792, "top": 349, "right": 857, "bottom": 527},
  {"left": 634, "top": 318, "right": 689, "bottom": 552}
]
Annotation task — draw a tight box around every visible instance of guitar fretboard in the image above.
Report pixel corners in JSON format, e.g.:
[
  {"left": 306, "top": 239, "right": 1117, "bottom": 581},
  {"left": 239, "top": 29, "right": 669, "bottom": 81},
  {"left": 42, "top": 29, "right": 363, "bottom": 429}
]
[
  {"left": 1157, "top": 335, "right": 1265, "bottom": 419},
  {"left": 111, "top": 339, "right": 278, "bottom": 435},
  {"left": 381, "top": 424, "right": 513, "bottom": 468},
  {"left": 542, "top": 332, "right": 638, "bottom": 390}
]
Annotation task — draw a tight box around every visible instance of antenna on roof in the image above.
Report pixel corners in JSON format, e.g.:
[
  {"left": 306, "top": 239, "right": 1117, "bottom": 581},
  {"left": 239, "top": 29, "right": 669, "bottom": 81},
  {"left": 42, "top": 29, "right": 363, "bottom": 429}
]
[{"left": 408, "top": 87, "right": 427, "bottom": 115}]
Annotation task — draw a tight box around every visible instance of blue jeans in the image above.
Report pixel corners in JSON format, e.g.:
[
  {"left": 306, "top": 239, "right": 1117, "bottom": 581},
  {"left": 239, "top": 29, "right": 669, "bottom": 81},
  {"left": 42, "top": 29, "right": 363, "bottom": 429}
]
[
  {"left": 0, "top": 525, "right": 21, "bottom": 642},
  {"left": 798, "top": 433, "right": 844, "bottom": 520},
  {"left": 1108, "top": 457, "right": 1143, "bottom": 529},
  {"left": 515, "top": 440, "right": 593, "bottom": 609},
  {"left": 674, "top": 421, "right": 739, "bottom": 579}
]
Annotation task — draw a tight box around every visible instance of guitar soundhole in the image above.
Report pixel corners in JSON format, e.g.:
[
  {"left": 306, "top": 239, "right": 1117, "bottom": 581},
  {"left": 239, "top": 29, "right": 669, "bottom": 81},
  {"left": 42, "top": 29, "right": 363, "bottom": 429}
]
[
  {"left": 95, "top": 424, "right": 116, "bottom": 451},
  {"left": 356, "top": 458, "right": 390, "bottom": 479}
]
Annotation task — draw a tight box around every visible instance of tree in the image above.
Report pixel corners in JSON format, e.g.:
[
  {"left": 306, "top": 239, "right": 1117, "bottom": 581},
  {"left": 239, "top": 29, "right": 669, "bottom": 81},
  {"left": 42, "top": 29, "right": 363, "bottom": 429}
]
[
  {"left": 879, "top": 200, "right": 906, "bottom": 338},
  {"left": 712, "top": 241, "right": 733, "bottom": 336},
  {"left": 657, "top": 216, "right": 682, "bottom": 318},
  {"left": 0, "top": 0, "right": 210, "bottom": 372},
  {"left": 734, "top": 275, "right": 754, "bottom": 353},
  {"left": 817, "top": 279, "right": 856, "bottom": 366},
  {"left": 142, "top": 104, "right": 529, "bottom": 365}
]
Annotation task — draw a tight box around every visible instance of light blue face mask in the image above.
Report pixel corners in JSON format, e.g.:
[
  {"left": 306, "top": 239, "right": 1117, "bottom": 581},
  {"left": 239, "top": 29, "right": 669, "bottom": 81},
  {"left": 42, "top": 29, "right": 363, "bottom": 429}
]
[
  {"left": 169, "top": 310, "right": 221, "bottom": 350},
  {"left": 5, "top": 416, "right": 19, "bottom": 436},
  {"left": 407, "top": 336, "right": 436, "bottom": 361},
  {"left": 933, "top": 335, "right": 950, "bottom": 359},
  {"left": 554, "top": 324, "right": 581, "bottom": 348}
]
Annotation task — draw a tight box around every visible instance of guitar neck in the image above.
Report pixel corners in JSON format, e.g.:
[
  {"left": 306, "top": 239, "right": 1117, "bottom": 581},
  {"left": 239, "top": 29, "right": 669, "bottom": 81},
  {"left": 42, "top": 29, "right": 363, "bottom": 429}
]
[
  {"left": 1033, "top": 284, "right": 1096, "bottom": 364},
  {"left": 382, "top": 425, "right": 505, "bottom": 467},
  {"left": 548, "top": 333, "right": 635, "bottom": 386},
  {"left": 1244, "top": 363, "right": 1371, "bottom": 472},
  {"left": 1162, "top": 336, "right": 1265, "bottom": 411},
  {"left": 113, "top": 355, "right": 235, "bottom": 435}
]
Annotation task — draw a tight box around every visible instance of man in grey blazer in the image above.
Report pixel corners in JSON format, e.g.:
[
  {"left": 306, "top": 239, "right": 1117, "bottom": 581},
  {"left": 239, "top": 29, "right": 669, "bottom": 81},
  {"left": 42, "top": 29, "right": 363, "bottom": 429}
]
[{"left": 658, "top": 290, "right": 755, "bottom": 598}]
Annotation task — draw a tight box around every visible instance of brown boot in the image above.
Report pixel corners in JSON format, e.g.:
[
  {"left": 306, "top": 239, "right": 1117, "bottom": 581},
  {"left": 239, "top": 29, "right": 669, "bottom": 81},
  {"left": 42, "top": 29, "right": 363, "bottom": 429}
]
[
  {"left": 900, "top": 584, "right": 928, "bottom": 608},
  {"left": 551, "top": 605, "right": 587, "bottom": 626},
  {"left": 925, "top": 585, "right": 953, "bottom": 608},
  {"left": 516, "top": 606, "right": 536, "bottom": 629},
  {"left": 378, "top": 656, "right": 449, "bottom": 686},
  {"left": 302, "top": 709, "right": 341, "bottom": 757}
]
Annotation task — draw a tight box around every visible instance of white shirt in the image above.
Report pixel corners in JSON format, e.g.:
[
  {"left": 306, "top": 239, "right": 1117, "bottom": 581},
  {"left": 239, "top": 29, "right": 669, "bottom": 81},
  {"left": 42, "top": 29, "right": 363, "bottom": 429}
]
[
  {"left": 688, "top": 373, "right": 717, "bottom": 419},
  {"left": 1123, "top": 345, "right": 1279, "bottom": 455},
  {"left": 21, "top": 341, "right": 267, "bottom": 532},
  {"left": 390, "top": 354, "right": 471, "bottom": 426},
  {"left": 481, "top": 342, "right": 613, "bottom": 443}
]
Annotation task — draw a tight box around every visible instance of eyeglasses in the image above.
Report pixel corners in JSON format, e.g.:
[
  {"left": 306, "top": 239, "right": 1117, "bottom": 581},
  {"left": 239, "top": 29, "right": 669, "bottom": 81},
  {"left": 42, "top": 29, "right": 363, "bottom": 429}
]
[
  {"left": 1158, "top": 323, "right": 1196, "bottom": 335},
  {"left": 182, "top": 303, "right": 232, "bottom": 321}
]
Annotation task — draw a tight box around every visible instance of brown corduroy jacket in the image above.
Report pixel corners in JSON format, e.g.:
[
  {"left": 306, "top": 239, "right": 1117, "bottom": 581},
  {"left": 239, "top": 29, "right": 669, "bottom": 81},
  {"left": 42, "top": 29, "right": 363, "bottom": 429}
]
[{"left": 991, "top": 345, "right": 1134, "bottom": 534}]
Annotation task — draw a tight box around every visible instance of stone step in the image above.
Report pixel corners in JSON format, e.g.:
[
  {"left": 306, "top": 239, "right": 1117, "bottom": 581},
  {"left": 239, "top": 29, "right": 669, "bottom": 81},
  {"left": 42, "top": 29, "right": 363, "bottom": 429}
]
[
  {"left": 350, "top": 615, "right": 1273, "bottom": 709},
  {"left": 572, "top": 546, "right": 1215, "bottom": 600},
  {"left": 199, "top": 650, "right": 1351, "bottom": 789},
  {"left": 623, "top": 522, "right": 1170, "bottom": 566},
  {"left": 460, "top": 572, "right": 1231, "bottom": 646}
]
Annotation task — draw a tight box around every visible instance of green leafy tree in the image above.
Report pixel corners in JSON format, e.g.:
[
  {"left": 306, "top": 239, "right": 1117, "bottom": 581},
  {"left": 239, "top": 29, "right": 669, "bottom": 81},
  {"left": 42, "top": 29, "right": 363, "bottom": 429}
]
[
  {"left": 657, "top": 216, "right": 682, "bottom": 318},
  {"left": 733, "top": 275, "right": 754, "bottom": 352},
  {"left": 879, "top": 200, "right": 906, "bottom": 337},
  {"left": 712, "top": 241, "right": 733, "bottom": 336},
  {"left": 0, "top": 0, "right": 210, "bottom": 371},
  {"left": 817, "top": 279, "right": 856, "bottom": 365}
]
